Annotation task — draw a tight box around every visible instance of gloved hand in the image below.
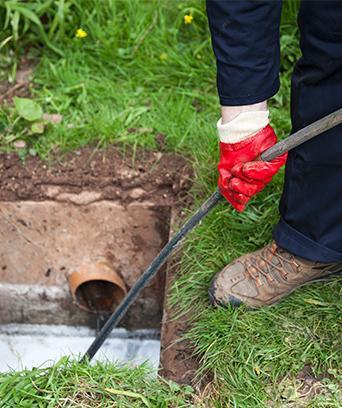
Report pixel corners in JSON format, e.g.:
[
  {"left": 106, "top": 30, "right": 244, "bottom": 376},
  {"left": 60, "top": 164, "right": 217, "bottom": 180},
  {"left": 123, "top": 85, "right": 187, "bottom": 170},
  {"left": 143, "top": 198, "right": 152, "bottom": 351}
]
[{"left": 218, "top": 124, "right": 287, "bottom": 212}]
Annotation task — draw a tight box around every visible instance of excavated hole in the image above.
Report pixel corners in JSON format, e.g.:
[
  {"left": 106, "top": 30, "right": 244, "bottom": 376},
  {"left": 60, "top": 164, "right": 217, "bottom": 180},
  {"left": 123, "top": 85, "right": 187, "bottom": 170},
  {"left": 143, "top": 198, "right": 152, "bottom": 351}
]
[
  {"left": 0, "top": 148, "right": 192, "bottom": 372},
  {"left": 0, "top": 201, "right": 170, "bottom": 330}
]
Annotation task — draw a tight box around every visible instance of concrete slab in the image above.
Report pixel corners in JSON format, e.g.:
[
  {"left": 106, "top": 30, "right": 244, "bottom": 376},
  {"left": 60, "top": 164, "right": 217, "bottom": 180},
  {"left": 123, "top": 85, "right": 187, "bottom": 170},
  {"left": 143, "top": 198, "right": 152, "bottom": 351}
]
[{"left": 0, "top": 324, "right": 160, "bottom": 372}]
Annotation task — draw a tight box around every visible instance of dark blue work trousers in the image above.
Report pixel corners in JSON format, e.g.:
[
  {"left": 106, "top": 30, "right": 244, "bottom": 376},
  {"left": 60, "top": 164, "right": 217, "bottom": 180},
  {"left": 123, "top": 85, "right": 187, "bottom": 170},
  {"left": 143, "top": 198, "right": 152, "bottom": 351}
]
[{"left": 207, "top": 0, "right": 342, "bottom": 262}]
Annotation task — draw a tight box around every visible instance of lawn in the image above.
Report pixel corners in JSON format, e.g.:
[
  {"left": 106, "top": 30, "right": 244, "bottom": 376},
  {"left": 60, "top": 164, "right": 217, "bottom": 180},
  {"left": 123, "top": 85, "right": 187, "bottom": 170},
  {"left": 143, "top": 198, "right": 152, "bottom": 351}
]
[{"left": 0, "top": 0, "right": 341, "bottom": 406}]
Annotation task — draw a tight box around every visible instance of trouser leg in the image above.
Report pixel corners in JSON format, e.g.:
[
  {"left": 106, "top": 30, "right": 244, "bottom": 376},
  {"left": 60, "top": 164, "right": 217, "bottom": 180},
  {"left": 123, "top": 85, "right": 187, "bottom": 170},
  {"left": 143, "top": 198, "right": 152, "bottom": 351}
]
[
  {"left": 273, "top": 1, "right": 342, "bottom": 262},
  {"left": 206, "top": 0, "right": 282, "bottom": 105}
]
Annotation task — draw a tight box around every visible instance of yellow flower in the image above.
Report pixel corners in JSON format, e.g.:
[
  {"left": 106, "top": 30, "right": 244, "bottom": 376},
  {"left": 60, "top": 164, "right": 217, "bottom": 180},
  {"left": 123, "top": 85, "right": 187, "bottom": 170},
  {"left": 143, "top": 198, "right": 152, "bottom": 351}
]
[
  {"left": 254, "top": 366, "right": 261, "bottom": 376},
  {"left": 159, "top": 52, "right": 168, "bottom": 61},
  {"left": 75, "top": 28, "right": 87, "bottom": 39},
  {"left": 184, "top": 14, "right": 193, "bottom": 24}
]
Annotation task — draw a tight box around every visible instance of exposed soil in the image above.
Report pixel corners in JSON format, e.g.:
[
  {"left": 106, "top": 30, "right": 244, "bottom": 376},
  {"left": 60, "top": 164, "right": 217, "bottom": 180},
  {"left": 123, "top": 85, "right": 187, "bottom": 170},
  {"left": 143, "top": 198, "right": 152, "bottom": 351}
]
[
  {"left": 159, "top": 250, "right": 204, "bottom": 387},
  {"left": 0, "top": 201, "right": 170, "bottom": 329},
  {"left": 0, "top": 147, "right": 193, "bottom": 207},
  {"left": 296, "top": 364, "right": 339, "bottom": 401},
  {"left": 0, "top": 147, "right": 193, "bottom": 331},
  {"left": 160, "top": 306, "right": 200, "bottom": 386},
  {"left": 0, "top": 145, "right": 199, "bottom": 379},
  {"left": 0, "top": 55, "right": 35, "bottom": 105}
]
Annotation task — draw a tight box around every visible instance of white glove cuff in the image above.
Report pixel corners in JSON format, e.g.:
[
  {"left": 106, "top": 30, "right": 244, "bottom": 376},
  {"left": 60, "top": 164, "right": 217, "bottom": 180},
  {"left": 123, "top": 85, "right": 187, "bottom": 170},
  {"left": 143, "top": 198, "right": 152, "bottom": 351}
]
[{"left": 217, "top": 110, "right": 269, "bottom": 144}]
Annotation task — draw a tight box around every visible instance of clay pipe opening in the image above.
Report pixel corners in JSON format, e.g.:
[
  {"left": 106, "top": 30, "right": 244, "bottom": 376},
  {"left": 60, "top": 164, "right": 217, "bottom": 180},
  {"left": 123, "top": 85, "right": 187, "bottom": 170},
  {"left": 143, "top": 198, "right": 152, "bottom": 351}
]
[{"left": 68, "top": 260, "right": 127, "bottom": 313}]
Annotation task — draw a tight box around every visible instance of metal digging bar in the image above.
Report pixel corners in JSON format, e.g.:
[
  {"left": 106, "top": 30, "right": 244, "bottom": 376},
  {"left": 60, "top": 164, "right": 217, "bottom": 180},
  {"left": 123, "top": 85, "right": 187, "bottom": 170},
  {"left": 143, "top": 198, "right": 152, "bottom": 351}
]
[{"left": 82, "top": 107, "right": 342, "bottom": 362}]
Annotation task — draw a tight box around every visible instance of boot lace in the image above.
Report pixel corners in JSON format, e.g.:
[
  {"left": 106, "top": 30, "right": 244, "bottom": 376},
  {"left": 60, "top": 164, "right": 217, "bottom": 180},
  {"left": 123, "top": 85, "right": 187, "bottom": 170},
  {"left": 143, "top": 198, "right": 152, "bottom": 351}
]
[{"left": 245, "top": 242, "right": 300, "bottom": 286}]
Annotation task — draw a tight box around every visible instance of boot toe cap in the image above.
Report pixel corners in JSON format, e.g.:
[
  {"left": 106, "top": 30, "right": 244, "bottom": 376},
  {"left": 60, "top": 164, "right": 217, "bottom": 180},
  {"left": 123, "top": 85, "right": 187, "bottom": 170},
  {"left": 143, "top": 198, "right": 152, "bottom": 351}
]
[{"left": 208, "top": 263, "right": 245, "bottom": 308}]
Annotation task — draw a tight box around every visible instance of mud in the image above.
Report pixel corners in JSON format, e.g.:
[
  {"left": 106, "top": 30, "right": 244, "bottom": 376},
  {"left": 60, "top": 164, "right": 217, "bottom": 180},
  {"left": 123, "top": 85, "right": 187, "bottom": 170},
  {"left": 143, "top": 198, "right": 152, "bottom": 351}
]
[
  {"left": 0, "top": 147, "right": 192, "bottom": 329},
  {"left": 0, "top": 147, "right": 192, "bottom": 207},
  {"left": 0, "top": 201, "right": 170, "bottom": 329},
  {"left": 0, "top": 55, "right": 34, "bottom": 105},
  {"left": 159, "top": 217, "right": 202, "bottom": 387},
  {"left": 160, "top": 305, "right": 200, "bottom": 385},
  {"left": 0, "top": 146, "right": 198, "bottom": 381}
]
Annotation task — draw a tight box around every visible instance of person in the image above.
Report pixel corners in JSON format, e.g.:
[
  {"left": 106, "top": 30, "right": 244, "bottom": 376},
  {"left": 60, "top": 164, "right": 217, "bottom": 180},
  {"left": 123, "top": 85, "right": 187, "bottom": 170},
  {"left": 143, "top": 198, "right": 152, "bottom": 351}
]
[{"left": 206, "top": 0, "right": 342, "bottom": 308}]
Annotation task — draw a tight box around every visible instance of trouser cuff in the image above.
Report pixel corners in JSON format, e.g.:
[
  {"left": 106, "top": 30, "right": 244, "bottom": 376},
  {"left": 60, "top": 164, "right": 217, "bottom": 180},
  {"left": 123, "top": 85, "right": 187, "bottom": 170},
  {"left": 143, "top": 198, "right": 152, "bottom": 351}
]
[{"left": 273, "top": 218, "right": 342, "bottom": 263}]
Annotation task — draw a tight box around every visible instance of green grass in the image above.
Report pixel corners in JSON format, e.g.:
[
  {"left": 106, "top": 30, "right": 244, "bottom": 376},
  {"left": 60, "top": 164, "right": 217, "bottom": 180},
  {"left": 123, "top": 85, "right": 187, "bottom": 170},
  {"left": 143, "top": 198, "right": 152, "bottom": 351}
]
[
  {"left": 1, "top": 0, "right": 218, "bottom": 158},
  {"left": 0, "top": 358, "right": 194, "bottom": 407},
  {"left": 1, "top": 0, "right": 341, "bottom": 407}
]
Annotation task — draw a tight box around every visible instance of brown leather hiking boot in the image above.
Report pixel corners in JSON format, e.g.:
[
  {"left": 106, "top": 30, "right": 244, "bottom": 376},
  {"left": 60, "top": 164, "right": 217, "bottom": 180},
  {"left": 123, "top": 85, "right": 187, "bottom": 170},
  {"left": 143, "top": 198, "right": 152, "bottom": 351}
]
[{"left": 209, "top": 241, "right": 342, "bottom": 308}]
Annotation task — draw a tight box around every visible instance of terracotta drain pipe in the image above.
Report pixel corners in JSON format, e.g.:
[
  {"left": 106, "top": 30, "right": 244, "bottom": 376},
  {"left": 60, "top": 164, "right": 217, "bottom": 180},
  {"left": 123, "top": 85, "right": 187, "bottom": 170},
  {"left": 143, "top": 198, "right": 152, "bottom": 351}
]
[{"left": 68, "top": 260, "right": 127, "bottom": 313}]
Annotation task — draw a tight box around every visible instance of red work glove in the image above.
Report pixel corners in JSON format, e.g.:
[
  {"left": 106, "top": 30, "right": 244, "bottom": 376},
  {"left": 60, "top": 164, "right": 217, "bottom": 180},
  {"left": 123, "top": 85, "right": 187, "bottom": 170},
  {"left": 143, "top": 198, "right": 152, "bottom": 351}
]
[{"left": 218, "top": 125, "right": 287, "bottom": 212}]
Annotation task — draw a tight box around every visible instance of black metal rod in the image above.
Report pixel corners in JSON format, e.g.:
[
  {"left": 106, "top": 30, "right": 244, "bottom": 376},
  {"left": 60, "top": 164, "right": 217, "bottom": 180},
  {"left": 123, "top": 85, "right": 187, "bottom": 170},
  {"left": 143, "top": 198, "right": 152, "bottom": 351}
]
[
  {"left": 261, "top": 107, "right": 342, "bottom": 161},
  {"left": 82, "top": 190, "right": 223, "bottom": 361},
  {"left": 83, "top": 107, "right": 342, "bottom": 361}
]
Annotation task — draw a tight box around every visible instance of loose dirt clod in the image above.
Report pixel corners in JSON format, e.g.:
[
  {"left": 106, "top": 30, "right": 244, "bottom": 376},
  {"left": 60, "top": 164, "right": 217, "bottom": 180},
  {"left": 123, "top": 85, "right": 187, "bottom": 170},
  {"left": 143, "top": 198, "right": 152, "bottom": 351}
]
[{"left": 0, "top": 147, "right": 193, "bottom": 207}]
